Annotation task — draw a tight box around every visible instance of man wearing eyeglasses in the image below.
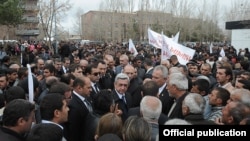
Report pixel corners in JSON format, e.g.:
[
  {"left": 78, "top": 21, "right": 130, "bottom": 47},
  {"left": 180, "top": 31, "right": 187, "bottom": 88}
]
[
  {"left": 85, "top": 63, "right": 101, "bottom": 106},
  {"left": 98, "top": 60, "right": 114, "bottom": 90}
]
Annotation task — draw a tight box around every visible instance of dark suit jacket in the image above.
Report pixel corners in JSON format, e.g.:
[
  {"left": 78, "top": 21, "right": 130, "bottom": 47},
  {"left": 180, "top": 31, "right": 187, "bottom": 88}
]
[
  {"left": 28, "top": 52, "right": 36, "bottom": 63},
  {"left": 112, "top": 90, "right": 132, "bottom": 122},
  {"left": 99, "top": 73, "right": 114, "bottom": 90},
  {"left": 60, "top": 66, "right": 69, "bottom": 74},
  {"left": 64, "top": 93, "right": 90, "bottom": 141},
  {"left": 158, "top": 86, "right": 175, "bottom": 115},
  {"left": 127, "top": 107, "right": 168, "bottom": 125},
  {"left": 89, "top": 83, "right": 101, "bottom": 107},
  {"left": 143, "top": 67, "right": 154, "bottom": 80},
  {"left": 136, "top": 67, "right": 145, "bottom": 80},
  {"left": 127, "top": 77, "right": 143, "bottom": 107},
  {"left": 168, "top": 92, "right": 189, "bottom": 119},
  {"left": 0, "top": 126, "right": 24, "bottom": 141}
]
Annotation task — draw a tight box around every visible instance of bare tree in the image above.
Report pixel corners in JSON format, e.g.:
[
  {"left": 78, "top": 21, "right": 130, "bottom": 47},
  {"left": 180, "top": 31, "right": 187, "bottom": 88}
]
[
  {"left": 72, "top": 7, "right": 84, "bottom": 36},
  {"left": 138, "top": 0, "right": 150, "bottom": 11},
  {"left": 127, "top": 0, "right": 135, "bottom": 13},
  {"left": 224, "top": 0, "right": 250, "bottom": 21},
  {"left": 99, "top": 0, "right": 126, "bottom": 12},
  {"left": 39, "top": 0, "right": 71, "bottom": 52}
]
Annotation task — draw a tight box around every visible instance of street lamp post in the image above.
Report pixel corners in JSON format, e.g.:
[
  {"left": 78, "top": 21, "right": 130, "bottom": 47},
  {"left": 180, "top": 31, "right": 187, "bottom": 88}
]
[{"left": 53, "top": 0, "right": 58, "bottom": 55}]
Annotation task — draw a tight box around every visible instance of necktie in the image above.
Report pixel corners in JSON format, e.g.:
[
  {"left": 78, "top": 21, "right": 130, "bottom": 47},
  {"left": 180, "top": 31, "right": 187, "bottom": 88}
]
[
  {"left": 94, "top": 84, "right": 99, "bottom": 93},
  {"left": 122, "top": 95, "right": 126, "bottom": 104},
  {"left": 84, "top": 99, "right": 93, "bottom": 112}
]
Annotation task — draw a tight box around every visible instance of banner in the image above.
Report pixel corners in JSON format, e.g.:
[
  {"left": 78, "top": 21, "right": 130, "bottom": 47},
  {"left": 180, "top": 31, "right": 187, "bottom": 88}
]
[
  {"left": 148, "top": 28, "right": 163, "bottom": 49},
  {"left": 161, "top": 32, "right": 172, "bottom": 60},
  {"left": 128, "top": 39, "right": 138, "bottom": 56},
  {"left": 149, "top": 28, "right": 196, "bottom": 64}
]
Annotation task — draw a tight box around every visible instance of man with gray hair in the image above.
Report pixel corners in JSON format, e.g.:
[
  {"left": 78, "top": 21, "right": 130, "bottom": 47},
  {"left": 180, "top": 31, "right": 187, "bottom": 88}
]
[
  {"left": 166, "top": 73, "right": 189, "bottom": 119},
  {"left": 115, "top": 54, "right": 129, "bottom": 75},
  {"left": 152, "top": 65, "right": 174, "bottom": 115},
  {"left": 140, "top": 96, "right": 162, "bottom": 141},
  {"left": 227, "top": 88, "right": 250, "bottom": 107},
  {"left": 112, "top": 73, "right": 132, "bottom": 122},
  {"left": 182, "top": 93, "right": 215, "bottom": 125}
]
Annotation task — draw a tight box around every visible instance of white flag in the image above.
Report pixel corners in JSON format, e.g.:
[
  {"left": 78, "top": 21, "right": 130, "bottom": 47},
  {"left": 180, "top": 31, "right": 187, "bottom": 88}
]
[
  {"left": 20, "top": 53, "right": 23, "bottom": 67},
  {"left": 129, "top": 39, "right": 138, "bottom": 56},
  {"left": 220, "top": 47, "right": 225, "bottom": 57},
  {"left": 173, "top": 31, "right": 180, "bottom": 43},
  {"left": 148, "top": 28, "right": 163, "bottom": 49},
  {"left": 209, "top": 43, "right": 213, "bottom": 54},
  {"left": 27, "top": 64, "right": 34, "bottom": 103}
]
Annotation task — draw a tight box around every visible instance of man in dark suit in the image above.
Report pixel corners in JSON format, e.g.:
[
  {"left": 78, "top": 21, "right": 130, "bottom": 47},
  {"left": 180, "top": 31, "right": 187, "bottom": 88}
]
[
  {"left": 54, "top": 58, "right": 64, "bottom": 78},
  {"left": 143, "top": 58, "right": 154, "bottom": 80},
  {"left": 152, "top": 65, "right": 175, "bottom": 115},
  {"left": 123, "top": 64, "right": 143, "bottom": 107},
  {"left": 61, "top": 57, "right": 71, "bottom": 74},
  {"left": 64, "top": 76, "right": 93, "bottom": 141},
  {"left": 85, "top": 63, "right": 101, "bottom": 106},
  {"left": 127, "top": 80, "right": 168, "bottom": 125},
  {"left": 112, "top": 73, "right": 132, "bottom": 122},
  {"left": 98, "top": 60, "right": 114, "bottom": 90},
  {"left": 166, "top": 73, "right": 189, "bottom": 119}
]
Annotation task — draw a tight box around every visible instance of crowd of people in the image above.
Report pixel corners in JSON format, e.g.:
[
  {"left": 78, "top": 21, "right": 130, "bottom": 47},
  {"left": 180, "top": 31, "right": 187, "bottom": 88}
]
[{"left": 0, "top": 40, "right": 250, "bottom": 141}]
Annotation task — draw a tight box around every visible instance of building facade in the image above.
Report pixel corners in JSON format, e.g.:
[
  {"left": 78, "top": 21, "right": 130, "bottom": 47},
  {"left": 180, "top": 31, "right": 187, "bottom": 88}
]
[
  {"left": 81, "top": 10, "right": 201, "bottom": 42},
  {"left": 16, "top": 0, "right": 40, "bottom": 41}
]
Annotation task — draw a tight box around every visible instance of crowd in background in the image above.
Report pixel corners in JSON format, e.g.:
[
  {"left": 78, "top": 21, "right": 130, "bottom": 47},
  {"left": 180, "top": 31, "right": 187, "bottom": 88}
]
[{"left": 0, "top": 39, "right": 250, "bottom": 141}]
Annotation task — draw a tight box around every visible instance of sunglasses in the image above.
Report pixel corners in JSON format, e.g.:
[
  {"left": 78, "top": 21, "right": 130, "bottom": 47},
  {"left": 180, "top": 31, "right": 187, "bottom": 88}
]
[{"left": 92, "top": 72, "right": 100, "bottom": 76}]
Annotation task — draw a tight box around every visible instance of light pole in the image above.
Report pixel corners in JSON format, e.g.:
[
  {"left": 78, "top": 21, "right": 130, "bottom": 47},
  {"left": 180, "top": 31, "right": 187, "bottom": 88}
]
[{"left": 53, "top": 0, "right": 58, "bottom": 55}]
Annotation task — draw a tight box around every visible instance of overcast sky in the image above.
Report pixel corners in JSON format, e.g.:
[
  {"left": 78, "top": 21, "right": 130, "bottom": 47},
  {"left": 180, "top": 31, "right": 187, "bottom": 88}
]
[{"left": 61, "top": 0, "right": 236, "bottom": 33}]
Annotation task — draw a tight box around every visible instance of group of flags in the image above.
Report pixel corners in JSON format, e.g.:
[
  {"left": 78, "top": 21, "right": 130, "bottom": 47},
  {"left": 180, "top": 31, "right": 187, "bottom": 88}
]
[
  {"left": 209, "top": 43, "right": 225, "bottom": 57},
  {"left": 129, "top": 29, "right": 225, "bottom": 62},
  {"left": 129, "top": 29, "right": 180, "bottom": 57}
]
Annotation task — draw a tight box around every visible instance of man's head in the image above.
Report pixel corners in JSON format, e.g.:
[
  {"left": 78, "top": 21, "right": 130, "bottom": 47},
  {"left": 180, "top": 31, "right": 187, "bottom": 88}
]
[
  {"left": 167, "top": 73, "right": 188, "bottom": 98},
  {"left": 209, "top": 87, "right": 230, "bottom": 107},
  {"left": 123, "top": 64, "right": 135, "bottom": 81},
  {"left": 40, "top": 93, "right": 69, "bottom": 124},
  {"left": 36, "top": 58, "right": 45, "bottom": 70},
  {"left": 119, "top": 54, "right": 129, "bottom": 67},
  {"left": 216, "top": 66, "right": 233, "bottom": 85},
  {"left": 114, "top": 73, "right": 130, "bottom": 94},
  {"left": 141, "top": 80, "right": 159, "bottom": 97},
  {"left": 85, "top": 63, "right": 100, "bottom": 83},
  {"left": 97, "top": 60, "right": 107, "bottom": 77},
  {"left": 140, "top": 96, "right": 162, "bottom": 122},
  {"left": 3, "top": 99, "right": 35, "bottom": 134},
  {"left": 69, "top": 64, "right": 83, "bottom": 78},
  {"left": 73, "top": 76, "right": 92, "bottom": 97},
  {"left": 182, "top": 93, "right": 205, "bottom": 116},
  {"left": 152, "top": 65, "right": 168, "bottom": 87},
  {"left": 62, "top": 57, "right": 71, "bottom": 68},
  {"left": 221, "top": 101, "right": 250, "bottom": 125}
]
